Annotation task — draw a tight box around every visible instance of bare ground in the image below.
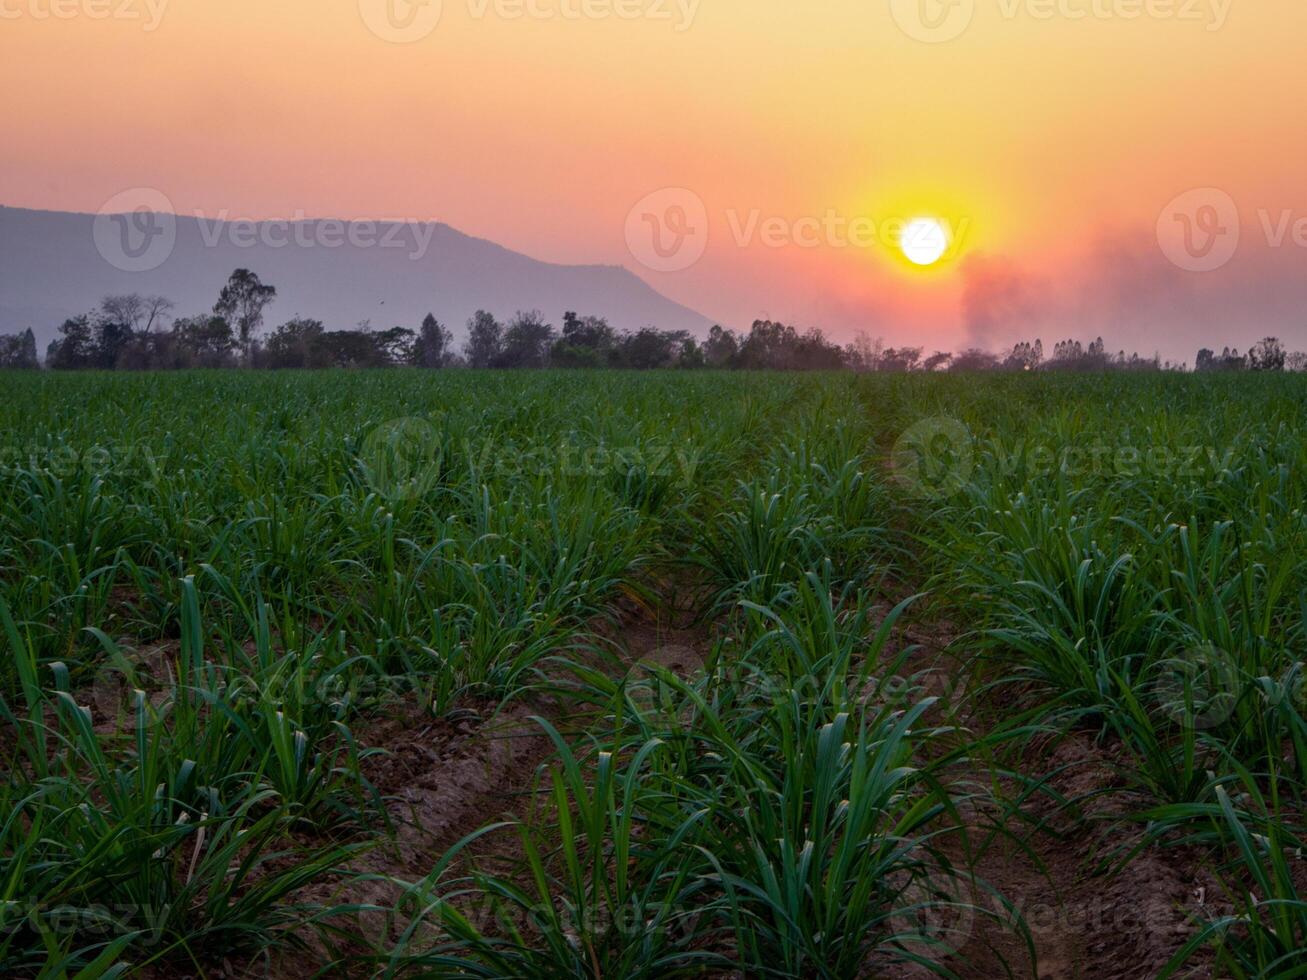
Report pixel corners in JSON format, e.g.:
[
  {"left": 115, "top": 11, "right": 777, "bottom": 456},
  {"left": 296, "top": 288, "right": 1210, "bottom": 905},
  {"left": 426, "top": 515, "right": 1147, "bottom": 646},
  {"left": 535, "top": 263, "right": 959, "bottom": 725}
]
[{"left": 886, "top": 618, "right": 1226, "bottom": 980}]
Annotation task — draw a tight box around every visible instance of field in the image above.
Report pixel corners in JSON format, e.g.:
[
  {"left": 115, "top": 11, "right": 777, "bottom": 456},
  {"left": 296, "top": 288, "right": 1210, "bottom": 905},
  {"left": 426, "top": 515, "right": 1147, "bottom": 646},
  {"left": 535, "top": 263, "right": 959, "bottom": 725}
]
[{"left": 1, "top": 369, "right": 1305, "bottom": 978}]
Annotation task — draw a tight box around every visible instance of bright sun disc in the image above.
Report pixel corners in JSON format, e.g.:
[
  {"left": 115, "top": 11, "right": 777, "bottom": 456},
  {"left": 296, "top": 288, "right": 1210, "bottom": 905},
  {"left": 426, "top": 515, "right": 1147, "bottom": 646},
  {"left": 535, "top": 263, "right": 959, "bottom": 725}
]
[{"left": 899, "top": 218, "right": 949, "bottom": 266}]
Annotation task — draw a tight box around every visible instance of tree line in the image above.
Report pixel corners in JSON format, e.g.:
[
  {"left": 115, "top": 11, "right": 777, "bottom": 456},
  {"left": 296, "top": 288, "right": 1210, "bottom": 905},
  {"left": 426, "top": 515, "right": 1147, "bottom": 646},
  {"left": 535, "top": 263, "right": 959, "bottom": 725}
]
[{"left": 1, "top": 268, "right": 1304, "bottom": 374}]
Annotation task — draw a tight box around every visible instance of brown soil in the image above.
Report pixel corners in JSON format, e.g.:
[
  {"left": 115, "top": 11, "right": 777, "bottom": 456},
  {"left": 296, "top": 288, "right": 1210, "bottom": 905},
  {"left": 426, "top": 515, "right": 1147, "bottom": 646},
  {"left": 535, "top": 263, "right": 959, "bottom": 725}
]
[{"left": 885, "top": 618, "right": 1225, "bottom": 980}]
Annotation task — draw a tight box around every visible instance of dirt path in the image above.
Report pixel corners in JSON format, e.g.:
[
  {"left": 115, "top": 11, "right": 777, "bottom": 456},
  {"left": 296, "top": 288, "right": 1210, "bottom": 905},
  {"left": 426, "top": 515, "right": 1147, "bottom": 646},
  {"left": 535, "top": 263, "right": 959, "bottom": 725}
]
[{"left": 891, "top": 620, "right": 1221, "bottom": 980}]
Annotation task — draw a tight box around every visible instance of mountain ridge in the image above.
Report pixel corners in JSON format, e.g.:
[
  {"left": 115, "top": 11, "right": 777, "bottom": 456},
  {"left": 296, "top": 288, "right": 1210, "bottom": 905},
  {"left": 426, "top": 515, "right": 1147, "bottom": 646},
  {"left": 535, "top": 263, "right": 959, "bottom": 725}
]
[{"left": 0, "top": 204, "right": 714, "bottom": 350}]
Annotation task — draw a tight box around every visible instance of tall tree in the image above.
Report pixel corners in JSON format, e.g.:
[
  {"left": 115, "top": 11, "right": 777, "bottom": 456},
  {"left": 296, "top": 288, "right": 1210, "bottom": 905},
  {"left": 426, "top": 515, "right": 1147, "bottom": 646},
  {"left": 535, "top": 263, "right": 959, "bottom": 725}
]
[
  {"left": 412, "top": 314, "right": 452, "bottom": 368},
  {"left": 19, "top": 328, "right": 37, "bottom": 368},
  {"left": 463, "top": 310, "right": 503, "bottom": 369},
  {"left": 99, "top": 294, "right": 174, "bottom": 335},
  {"left": 213, "top": 270, "right": 277, "bottom": 363}
]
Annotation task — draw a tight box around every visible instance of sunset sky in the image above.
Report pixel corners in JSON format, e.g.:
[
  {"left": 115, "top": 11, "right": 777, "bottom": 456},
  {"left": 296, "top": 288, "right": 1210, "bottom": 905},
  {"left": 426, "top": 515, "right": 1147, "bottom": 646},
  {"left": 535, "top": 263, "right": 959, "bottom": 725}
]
[{"left": 5, "top": 0, "right": 1307, "bottom": 360}]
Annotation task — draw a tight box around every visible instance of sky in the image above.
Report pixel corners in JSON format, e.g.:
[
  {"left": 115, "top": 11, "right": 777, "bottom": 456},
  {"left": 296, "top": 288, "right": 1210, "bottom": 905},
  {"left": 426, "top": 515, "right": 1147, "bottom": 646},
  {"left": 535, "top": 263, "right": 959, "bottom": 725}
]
[{"left": 4, "top": 0, "right": 1307, "bottom": 362}]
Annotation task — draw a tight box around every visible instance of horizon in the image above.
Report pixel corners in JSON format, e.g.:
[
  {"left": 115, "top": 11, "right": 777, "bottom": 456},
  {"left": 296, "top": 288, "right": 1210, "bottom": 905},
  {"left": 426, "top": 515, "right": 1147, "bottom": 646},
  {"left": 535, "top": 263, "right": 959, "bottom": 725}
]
[{"left": 0, "top": 200, "right": 1298, "bottom": 369}]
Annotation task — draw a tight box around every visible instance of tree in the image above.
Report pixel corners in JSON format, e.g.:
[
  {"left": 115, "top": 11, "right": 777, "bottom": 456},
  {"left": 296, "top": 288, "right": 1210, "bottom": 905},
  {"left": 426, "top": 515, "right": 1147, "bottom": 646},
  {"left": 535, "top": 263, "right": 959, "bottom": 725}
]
[
  {"left": 263, "top": 319, "right": 326, "bottom": 369},
  {"left": 91, "top": 306, "right": 139, "bottom": 369},
  {"left": 412, "top": 314, "right": 452, "bottom": 368},
  {"left": 142, "top": 295, "right": 175, "bottom": 334},
  {"left": 1050, "top": 339, "right": 1084, "bottom": 367},
  {"left": 1249, "top": 337, "right": 1286, "bottom": 372},
  {"left": 1004, "top": 340, "right": 1043, "bottom": 371},
  {"left": 172, "top": 315, "right": 237, "bottom": 368},
  {"left": 463, "top": 310, "right": 502, "bottom": 368},
  {"left": 46, "top": 316, "right": 97, "bottom": 369},
  {"left": 843, "top": 333, "right": 883, "bottom": 373},
  {"left": 737, "top": 320, "right": 795, "bottom": 369},
  {"left": 497, "top": 310, "right": 554, "bottom": 368},
  {"left": 1087, "top": 336, "right": 1107, "bottom": 367},
  {"left": 704, "top": 325, "right": 740, "bottom": 367},
  {"left": 678, "top": 337, "right": 705, "bottom": 369},
  {"left": 99, "top": 294, "right": 145, "bottom": 332},
  {"left": 376, "top": 326, "right": 417, "bottom": 366},
  {"left": 879, "top": 347, "right": 922, "bottom": 373},
  {"left": 213, "top": 270, "right": 277, "bottom": 363},
  {"left": 562, "top": 312, "right": 616, "bottom": 351},
  {"left": 100, "top": 294, "right": 174, "bottom": 335},
  {"left": 553, "top": 312, "right": 617, "bottom": 367},
  {"left": 1287, "top": 351, "right": 1307, "bottom": 372},
  {"left": 617, "top": 327, "right": 681, "bottom": 369},
  {"left": 316, "top": 329, "right": 392, "bottom": 368},
  {"left": 1219, "top": 347, "right": 1247, "bottom": 371},
  {"left": 0, "top": 329, "right": 39, "bottom": 369},
  {"left": 790, "top": 328, "right": 845, "bottom": 370}
]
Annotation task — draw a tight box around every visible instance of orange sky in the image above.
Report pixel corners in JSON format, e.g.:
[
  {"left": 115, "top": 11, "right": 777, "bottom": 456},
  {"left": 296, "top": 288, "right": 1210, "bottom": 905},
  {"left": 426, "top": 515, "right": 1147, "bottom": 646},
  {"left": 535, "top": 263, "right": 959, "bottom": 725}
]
[{"left": 4, "top": 0, "right": 1307, "bottom": 355}]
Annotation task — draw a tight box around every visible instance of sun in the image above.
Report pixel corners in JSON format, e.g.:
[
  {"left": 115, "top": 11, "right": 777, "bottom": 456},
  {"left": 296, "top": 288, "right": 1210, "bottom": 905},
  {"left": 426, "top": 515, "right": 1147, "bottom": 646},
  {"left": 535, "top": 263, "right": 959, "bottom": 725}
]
[{"left": 899, "top": 217, "right": 950, "bottom": 266}]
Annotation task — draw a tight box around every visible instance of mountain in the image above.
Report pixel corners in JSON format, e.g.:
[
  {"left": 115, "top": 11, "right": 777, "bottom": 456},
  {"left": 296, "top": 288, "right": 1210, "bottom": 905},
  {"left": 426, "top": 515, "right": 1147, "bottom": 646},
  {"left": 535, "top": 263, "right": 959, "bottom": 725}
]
[{"left": 0, "top": 205, "right": 713, "bottom": 351}]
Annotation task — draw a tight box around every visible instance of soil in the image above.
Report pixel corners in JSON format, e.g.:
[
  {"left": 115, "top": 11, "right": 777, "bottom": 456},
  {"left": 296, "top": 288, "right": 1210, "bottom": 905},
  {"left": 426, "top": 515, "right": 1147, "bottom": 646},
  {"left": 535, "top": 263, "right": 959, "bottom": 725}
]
[{"left": 884, "top": 617, "right": 1226, "bottom": 980}]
